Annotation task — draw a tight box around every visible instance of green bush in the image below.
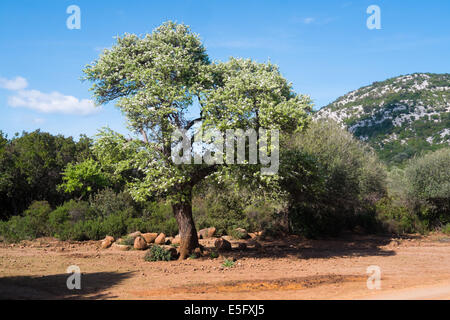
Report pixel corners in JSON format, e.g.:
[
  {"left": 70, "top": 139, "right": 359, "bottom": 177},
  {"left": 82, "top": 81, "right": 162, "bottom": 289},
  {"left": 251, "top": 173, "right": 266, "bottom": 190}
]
[
  {"left": 144, "top": 245, "right": 173, "bottom": 262},
  {"left": 443, "top": 223, "right": 450, "bottom": 235},
  {"left": 89, "top": 188, "right": 137, "bottom": 218},
  {"left": 280, "top": 120, "right": 387, "bottom": 237}
]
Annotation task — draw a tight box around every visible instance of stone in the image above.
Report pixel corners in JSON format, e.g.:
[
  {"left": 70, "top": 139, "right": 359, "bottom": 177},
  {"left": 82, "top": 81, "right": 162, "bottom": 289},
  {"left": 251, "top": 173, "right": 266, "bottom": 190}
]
[
  {"left": 198, "top": 227, "right": 216, "bottom": 239},
  {"left": 112, "top": 243, "right": 130, "bottom": 251},
  {"left": 134, "top": 236, "right": 148, "bottom": 250},
  {"left": 104, "top": 235, "right": 115, "bottom": 243},
  {"left": 128, "top": 231, "right": 141, "bottom": 239},
  {"left": 165, "top": 237, "right": 174, "bottom": 245},
  {"left": 248, "top": 232, "right": 257, "bottom": 239},
  {"left": 142, "top": 233, "right": 158, "bottom": 244},
  {"left": 214, "top": 238, "right": 232, "bottom": 251},
  {"left": 100, "top": 239, "right": 112, "bottom": 249},
  {"left": 171, "top": 235, "right": 181, "bottom": 245},
  {"left": 154, "top": 233, "right": 166, "bottom": 245}
]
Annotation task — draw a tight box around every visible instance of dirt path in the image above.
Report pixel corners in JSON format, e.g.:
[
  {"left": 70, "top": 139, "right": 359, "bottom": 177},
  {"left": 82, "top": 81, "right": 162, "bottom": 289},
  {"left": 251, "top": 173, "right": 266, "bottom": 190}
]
[{"left": 1, "top": 233, "right": 450, "bottom": 299}]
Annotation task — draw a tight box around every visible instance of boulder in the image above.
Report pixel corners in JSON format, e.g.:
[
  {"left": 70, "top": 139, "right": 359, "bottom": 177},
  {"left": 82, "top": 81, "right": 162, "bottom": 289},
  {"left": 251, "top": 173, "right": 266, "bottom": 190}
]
[
  {"left": 112, "top": 243, "right": 131, "bottom": 251},
  {"left": 104, "top": 235, "right": 115, "bottom": 243},
  {"left": 100, "top": 239, "right": 112, "bottom": 249},
  {"left": 134, "top": 236, "right": 148, "bottom": 250},
  {"left": 198, "top": 227, "right": 216, "bottom": 239},
  {"left": 100, "top": 235, "right": 115, "bottom": 249},
  {"left": 214, "top": 238, "right": 232, "bottom": 251},
  {"left": 128, "top": 231, "right": 142, "bottom": 239},
  {"left": 142, "top": 233, "right": 158, "bottom": 244},
  {"left": 154, "top": 233, "right": 166, "bottom": 245},
  {"left": 171, "top": 235, "right": 181, "bottom": 245}
]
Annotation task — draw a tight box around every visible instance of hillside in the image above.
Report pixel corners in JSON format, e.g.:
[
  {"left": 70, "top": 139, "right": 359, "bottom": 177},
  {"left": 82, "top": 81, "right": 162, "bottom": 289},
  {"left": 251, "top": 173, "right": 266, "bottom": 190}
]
[{"left": 315, "top": 73, "right": 450, "bottom": 165}]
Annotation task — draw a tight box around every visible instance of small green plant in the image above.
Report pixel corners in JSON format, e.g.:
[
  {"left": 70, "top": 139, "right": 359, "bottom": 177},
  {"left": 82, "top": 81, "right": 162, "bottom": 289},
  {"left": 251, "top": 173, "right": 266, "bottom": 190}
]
[
  {"left": 188, "top": 253, "right": 198, "bottom": 260},
  {"left": 210, "top": 251, "right": 219, "bottom": 259},
  {"left": 222, "top": 258, "right": 235, "bottom": 268},
  {"left": 144, "top": 245, "right": 173, "bottom": 262}
]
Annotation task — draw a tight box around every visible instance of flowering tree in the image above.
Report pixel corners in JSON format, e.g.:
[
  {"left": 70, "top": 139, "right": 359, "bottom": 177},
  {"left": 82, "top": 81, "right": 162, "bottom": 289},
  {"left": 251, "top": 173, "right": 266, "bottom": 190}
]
[{"left": 83, "top": 21, "right": 312, "bottom": 259}]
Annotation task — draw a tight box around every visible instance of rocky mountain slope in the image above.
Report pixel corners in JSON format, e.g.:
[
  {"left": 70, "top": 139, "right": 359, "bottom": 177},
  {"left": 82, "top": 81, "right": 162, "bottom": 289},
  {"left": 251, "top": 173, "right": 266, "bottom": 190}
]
[{"left": 315, "top": 73, "right": 450, "bottom": 164}]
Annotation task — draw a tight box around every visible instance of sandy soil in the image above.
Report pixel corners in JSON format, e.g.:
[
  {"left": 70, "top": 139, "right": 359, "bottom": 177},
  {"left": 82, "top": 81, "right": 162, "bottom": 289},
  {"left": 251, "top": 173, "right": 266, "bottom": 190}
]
[{"left": 1, "top": 233, "right": 450, "bottom": 300}]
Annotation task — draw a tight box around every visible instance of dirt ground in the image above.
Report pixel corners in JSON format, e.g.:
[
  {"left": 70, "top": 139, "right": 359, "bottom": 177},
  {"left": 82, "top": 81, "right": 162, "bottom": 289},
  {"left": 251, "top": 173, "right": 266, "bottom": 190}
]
[{"left": 1, "top": 233, "right": 450, "bottom": 300}]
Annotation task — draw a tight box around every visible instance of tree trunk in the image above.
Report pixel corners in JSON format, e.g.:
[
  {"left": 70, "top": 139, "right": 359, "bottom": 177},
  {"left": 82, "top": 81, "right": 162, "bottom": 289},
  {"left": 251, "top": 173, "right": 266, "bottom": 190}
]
[{"left": 173, "top": 200, "right": 199, "bottom": 260}]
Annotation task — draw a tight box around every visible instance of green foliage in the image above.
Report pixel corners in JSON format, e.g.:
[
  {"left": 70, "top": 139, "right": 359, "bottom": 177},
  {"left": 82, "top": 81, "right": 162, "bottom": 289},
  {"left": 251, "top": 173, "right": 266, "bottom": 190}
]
[
  {"left": 118, "top": 235, "right": 135, "bottom": 246},
  {"left": 280, "top": 120, "right": 387, "bottom": 237},
  {"left": 59, "top": 159, "right": 110, "bottom": 200},
  {"left": 23, "top": 201, "right": 53, "bottom": 237},
  {"left": 401, "top": 148, "right": 450, "bottom": 226},
  {"left": 89, "top": 188, "right": 137, "bottom": 218},
  {"left": 222, "top": 259, "right": 235, "bottom": 268},
  {"left": 228, "top": 228, "right": 248, "bottom": 240},
  {"left": 209, "top": 251, "right": 219, "bottom": 259},
  {"left": 144, "top": 245, "right": 173, "bottom": 262},
  {"left": 0, "top": 130, "right": 92, "bottom": 219},
  {"left": 443, "top": 223, "right": 450, "bottom": 235}
]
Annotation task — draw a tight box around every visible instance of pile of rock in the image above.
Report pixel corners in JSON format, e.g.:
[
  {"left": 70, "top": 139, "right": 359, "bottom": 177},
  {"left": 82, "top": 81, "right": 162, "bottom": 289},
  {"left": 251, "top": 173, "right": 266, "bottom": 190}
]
[{"left": 99, "top": 227, "right": 263, "bottom": 253}]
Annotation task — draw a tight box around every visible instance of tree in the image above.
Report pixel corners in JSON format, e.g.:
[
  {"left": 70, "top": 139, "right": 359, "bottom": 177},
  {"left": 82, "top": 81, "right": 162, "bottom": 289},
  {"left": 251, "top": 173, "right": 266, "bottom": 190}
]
[
  {"left": 280, "top": 120, "right": 387, "bottom": 237},
  {"left": 404, "top": 148, "right": 450, "bottom": 224},
  {"left": 0, "top": 130, "right": 92, "bottom": 219},
  {"left": 82, "top": 21, "right": 311, "bottom": 258}
]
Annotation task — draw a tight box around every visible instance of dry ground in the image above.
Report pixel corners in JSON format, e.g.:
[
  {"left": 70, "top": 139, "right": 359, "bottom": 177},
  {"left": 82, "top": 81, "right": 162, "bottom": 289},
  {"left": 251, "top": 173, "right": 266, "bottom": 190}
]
[{"left": 1, "top": 233, "right": 450, "bottom": 300}]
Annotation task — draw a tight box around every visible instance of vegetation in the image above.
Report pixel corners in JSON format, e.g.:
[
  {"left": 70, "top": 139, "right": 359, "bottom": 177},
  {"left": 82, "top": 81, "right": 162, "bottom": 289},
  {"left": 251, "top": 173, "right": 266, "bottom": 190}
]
[
  {"left": 144, "top": 245, "right": 173, "bottom": 262},
  {"left": 0, "top": 23, "right": 449, "bottom": 248}
]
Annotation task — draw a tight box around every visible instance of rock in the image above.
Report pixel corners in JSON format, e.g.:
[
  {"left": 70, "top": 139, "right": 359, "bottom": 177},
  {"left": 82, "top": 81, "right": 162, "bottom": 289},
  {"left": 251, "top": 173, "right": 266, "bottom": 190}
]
[
  {"left": 112, "top": 243, "right": 131, "bottom": 251},
  {"left": 237, "top": 243, "right": 247, "bottom": 250},
  {"left": 134, "top": 236, "right": 148, "bottom": 250},
  {"left": 197, "top": 232, "right": 203, "bottom": 239},
  {"left": 128, "top": 231, "right": 142, "bottom": 239},
  {"left": 214, "top": 238, "right": 232, "bottom": 251},
  {"left": 165, "top": 237, "right": 174, "bottom": 245},
  {"left": 171, "top": 236, "right": 181, "bottom": 245},
  {"left": 222, "top": 235, "right": 232, "bottom": 241},
  {"left": 100, "top": 239, "right": 113, "bottom": 249},
  {"left": 248, "top": 232, "right": 257, "bottom": 239},
  {"left": 198, "top": 227, "right": 216, "bottom": 239},
  {"left": 142, "top": 233, "right": 158, "bottom": 244},
  {"left": 104, "top": 235, "right": 115, "bottom": 243},
  {"left": 154, "top": 233, "right": 166, "bottom": 245}
]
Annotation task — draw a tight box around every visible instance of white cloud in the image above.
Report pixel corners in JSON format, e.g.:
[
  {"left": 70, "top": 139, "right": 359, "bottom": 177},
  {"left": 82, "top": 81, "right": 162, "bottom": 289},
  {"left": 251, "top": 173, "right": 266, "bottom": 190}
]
[
  {"left": 1, "top": 75, "right": 99, "bottom": 115},
  {"left": 8, "top": 89, "right": 99, "bottom": 115},
  {"left": 0, "top": 76, "right": 28, "bottom": 90},
  {"left": 303, "top": 17, "right": 315, "bottom": 24}
]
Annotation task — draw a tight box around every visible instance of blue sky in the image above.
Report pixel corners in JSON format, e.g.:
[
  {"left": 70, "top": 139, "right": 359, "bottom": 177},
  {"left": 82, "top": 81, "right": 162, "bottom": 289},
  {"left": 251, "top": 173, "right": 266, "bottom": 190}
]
[{"left": 1, "top": 0, "right": 449, "bottom": 139}]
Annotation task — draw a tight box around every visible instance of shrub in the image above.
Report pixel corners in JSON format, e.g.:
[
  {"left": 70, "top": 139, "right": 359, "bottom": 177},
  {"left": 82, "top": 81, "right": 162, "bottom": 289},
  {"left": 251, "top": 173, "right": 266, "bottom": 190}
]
[
  {"left": 443, "top": 223, "right": 450, "bottom": 235},
  {"left": 23, "top": 201, "right": 52, "bottom": 237},
  {"left": 0, "top": 216, "right": 34, "bottom": 242},
  {"left": 144, "top": 245, "right": 173, "bottom": 262},
  {"left": 222, "top": 258, "right": 235, "bottom": 268},
  {"left": 118, "top": 236, "right": 135, "bottom": 246},
  {"left": 280, "top": 120, "right": 387, "bottom": 237},
  {"left": 89, "top": 188, "right": 137, "bottom": 218}
]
